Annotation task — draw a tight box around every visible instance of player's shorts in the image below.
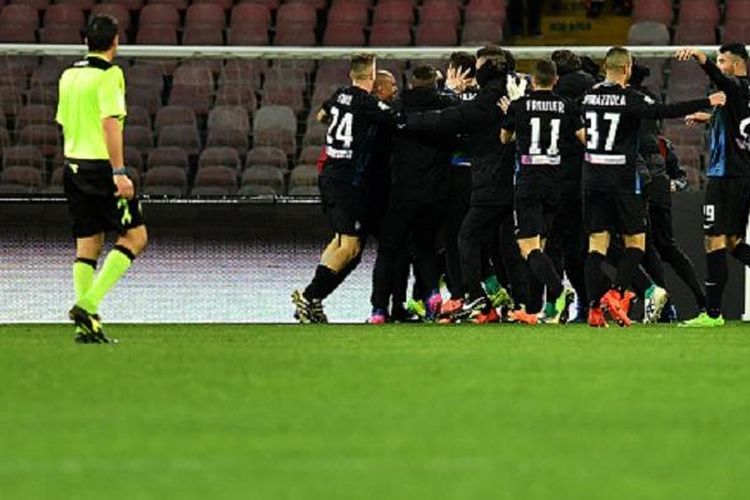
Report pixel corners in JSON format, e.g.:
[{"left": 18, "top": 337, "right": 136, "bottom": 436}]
[
  {"left": 318, "top": 176, "right": 366, "bottom": 236},
  {"left": 703, "top": 177, "right": 750, "bottom": 237},
  {"left": 514, "top": 184, "right": 560, "bottom": 239},
  {"left": 63, "top": 159, "right": 144, "bottom": 238},
  {"left": 583, "top": 189, "right": 646, "bottom": 236}
]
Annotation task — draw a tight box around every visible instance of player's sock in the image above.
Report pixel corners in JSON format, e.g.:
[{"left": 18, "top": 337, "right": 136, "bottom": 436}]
[
  {"left": 614, "top": 247, "right": 644, "bottom": 293},
  {"left": 585, "top": 251, "right": 608, "bottom": 306},
  {"left": 73, "top": 258, "right": 97, "bottom": 301},
  {"left": 78, "top": 245, "right": 134, "bottom": 314},
  {"left": 705, "top": 249, "right": 728, "bottom": 319},
  {"left": 303, "top": 265, "right": 338, "bottom": 301},
  {"left": 670, "top": 251, "right": 706, "bottom": 310},
  {"left": 730, "top": 242, "right": 750, "bottom": 267},
  {"left": 527, "top": 249, "right": 563, "bottom": 302}
]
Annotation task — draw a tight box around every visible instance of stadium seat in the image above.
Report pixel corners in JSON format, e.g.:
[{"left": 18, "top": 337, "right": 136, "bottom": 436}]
[
  {"left": 127, "top": 88, "right": 162, "bottom": 116},
  {"left": 127, "top": 63, "right": 165, "bottom": 91},
  {"left": 302, "top": 122, "right": 327, "bottom": 146},
  {"left": 288, "top": 185, "right": 320, "bottom": 196},
  {"left": 241, "top": 165, "right": 284, "bottom": 193},
  {"left": 44, "top": 4, "right": 85, "bottom": 29},
  {"left": 726, "top": 0, "right": 750, "bottom": 21},
  {"left": 124, "top": 146, "right": 144, "bottom": 173},
  {"left": 40, "top": 25, "right": 82, "bottom": 44},
  {"left": 274, "top": 23, "right": 316, "bottom": 45},
  {"left": 668, "top": 63, "right": 709, "bottom": 91},
  {"left": 679, "top": 0, "right": 719, "bottom": 25},
  {"left": 2, "top": 145, "right": 44, "bottom": 169},
  {"left": 632, "top": 0, "right": 672, "bottom": 24},
  {"left": 102, "top": 0, "right": 143, "bottom": 10},
  {"left": 0, "top": 85, "right": 24, "bottom": 116},
  {"left": 125, "top": 105, "right": 151, "bottom": 130},
  {"left": 26, "top": 85, "right": 58, "bottom": 106},
  {"left": 17, "top": 125, "right": 59, "bottom": 156},
  {"left": 276, "top": 2, "right": 316, "bottom": 25},
  {"left": 6, "top": 0, "right": 45, "bottom": 12},
  {"left": 462, "top": 21, "right": 503, "bottom": 45},
  {"left": 158, "top": 125, "right": 202, "bottom": 156},
  {"left": 238, "top": 0, "right": 279, "bottom": 10},
  {"left": 56, "top": 0, "right": 97, "bottom": 8},
  {"left": 90, "top": 3, "right": 131, "bottom": 30},
  {"left": 416, "top": 22, "right": 458, "bottom": 46},
  {"left": 369, "top": 22, "right": 412, "bottom": 46},
  {"left": 230, "top": 3, "right": 271, "bottom": 27},
  {"left": 208, "top": 105, "right": 251, "bottom": 134},
  {"left": 298, "top": 145, "right": 322, "bottom": 165},
  {"left": 228, "top": 23, "right": 270, "bottom": 45},
  {"left": 15, "top": 105, "right": 53, "bottom": 132},
  {"left": 155, "top": 105, "right": 197, "bottom": 133},
  {"left": 1, "top": 165, "right": 42, "bottom": 188},
  {"left": 169, "top": 64, "right": 215, "bottom": 115},
  {"left": 0, "top": 4, "right": 37, "bottom": 25},
  {"left": 465, "top": 0, "right": 507, "bottom": 23},
  {"left": 147, "top": 146, "right": 189, "bottom": 170},
  {"left": 136, "top": 24, "right": 178, "bottom": 44},
  {"left": 420, "top": 0, "right": 460, "bottom": 25},
  {"left": 199, "top": 146, "right": 241, "bottom": 170},
  {"left": 262, "top": 87, "right": 305, "bottom": 114},
  {"left": 144, "top": 166, "right": 188, "bottom": 195},
  {"left": 323, "top": 24, "right": 366, "bottom": 46},
  {"left": 194, "top": 166, "right": 238, "bottom": 193},
  {"left": 48, "top": 166, "right": 64, "bottom": 187},
  {"left": 237, "top": 184, "right": 278, "bottom": 196},
  {"left": 254, "top": 105, "right": 296, "bottom": 136},
  {"left": 124, "top": 126, "right": 154, "bottom": 154},
  {"left": 220, "top": 59, "right": 264, "bottom": 89},
  {"left": 193, "top": 0, "right": 236, "bottom": 11},
  {"left": 627, "top": 22, "right": 670, "bottom": 46},
  {"left": 0, "top": 24, "right": 36, "bottom": 42},
  {"left": 289, "top": 164, "right": 318, "bottom": 188},
  {"left": 190, "top": 185, "right": 234, "bottom": 196},
  {"left": 722, "top": 21, "right": 750, "bottom": 43},
  {"left": 674, "top": 22, "right": 716, "bottom": 44},
  {"left": 373, "top": 0, "right": 414, "bottom": 25},
  {"left": 147, "top": 0, "right": 189, "bottom": 10},
  {"left": 215, "top": 85, "right": 259, "bottom": 113},
  {"left": 0, "top": 183, "right": 37, "bottom": 194},
  {"left": 139, "top": 4, "right": 180, "bottom": 26},
  {"left": 185, "top": 3, "right": 226, "bottom": 29},
  {"left": 206, "top": 128, "right": 250, "bottom": 156},
  {"left": 327, "top": 0, "right": 368, "bottom": 26},
  {"left": 246, "top": 146, "right": 287, "bottom": 169},
  {"left": 182, "top": 26, "right": 225, "bottom": 45}
]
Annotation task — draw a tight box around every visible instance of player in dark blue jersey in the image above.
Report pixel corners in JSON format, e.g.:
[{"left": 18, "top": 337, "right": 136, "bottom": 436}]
[
  {"left": 581, "top": 47, "right": 723, "bottom": 327},
  {"left": 292, "top": 53, "right": 399, "bottom": 323},
  {"left": 501, "top": 59, "right": 587, "bottom": 324},
  {"left": 676, "top": 44, "right": 750, "bottom": 327}
]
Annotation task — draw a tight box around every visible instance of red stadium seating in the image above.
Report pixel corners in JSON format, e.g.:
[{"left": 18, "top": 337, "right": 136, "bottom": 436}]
[
  {"left": 56, "top": 0, "right": 96, "bottom": 9},
  {"left": 9, "top": 0, "right": 48, "bottom": 11},
  {"left": 674, "top": 22, "right": 717, "bottom": 44},
  {"left": 323, "top": 23, "right": 366, "bottom": 46},
  {"left": 158, "top": 125, "right": 201, "bottom": 155},
  {"left": 101, "top": 0, "right": 143, "bottom": 11},
  {"left": 241, "top": 164, "right": 285, "bottom": 193},
  {"left": 723, "top": 21, "right": 750, "bottom": 43},
  {"left": 327, "top": 0, "right": 368, "bottom": 25},
  {"left": 17, "top": 125, "right": 59, "bottom": 156},
  {"left": 44, "top": 4, "right": 85, "bottom": 29},
  {"left": 139, "top": 4, "right": 179, "bottom": 26},
  {"left": 15, "top": 104, "right": 53, "bottom": 131},
  {"left": 1, "top": 166, "right": 42, "bottom": 189},
  {"left": 462, "top": 21, "right": 503, "bottom": 44},
  {"left": 230, "top": 3, "right": 271, "bottom": 27},
  {"left": 144, "top": 166, "right": 188, "bottom": 195},
  {"left": 277, "top": 1, "right": 316, "bottom": 25},
  {"left": 199, "top": 146, "right": 241, "bottom": 170},
  {"left": 373, "top": 0, "right": 414, "bottom": 25},
  {"left": 124, "top": 125, "right": 154, "bottom": 152},
  {"left": 465, "top": 0, "right": 507, "bottom": 23},
  {"left": 228, "top": 24, "right": 269, "bottom": 45},
  {"left": 155, "top": 105, "right": 197, "bottom": 133},
  {"left": 148, "top": 0, "right": 189, "bottom": 10},
  {"left": 185, "top": 3, "right": 226, "bottom": 29},
  {"left": 183, "top": 26, "right": 224, "bottom": 45},
  {"left": 627, "top": 22, "right": 670, "bottom": 45},
  {"left": 726, "top": 0, "right": 750, "bottom": 21},
  {"left": 274, "top": 23, "right": 316, "bottom": 45},
  {"left": 136, "top": 24, "right": 178, "bottom": 44},
  {"left": 147, "top": 147, "right": 190, "bottom": 170},
  {"left": 40, "top": 25, "right": 82, "bottom": 44},
  {"left": 416, "top": 22, "right": 458, "bottom": 46},
  {"left": 194, "top": 166, "right": 238, "bottom": 192},
  {"left": 420, "top": 0, "right": 460, "bottom": 25},
  {"left": 369, "top": 22, "right": 412, "bottom": 46},
  {"left": 0, "top": 24, "right": 36, "bottom": 42},
  {"left": 246, "top": 145, "right": 288, "bottom": 169},
  {"left": 679, "top": 0, "right": 719, "bottom": 26},
  {"left": 208, "top": 105, "right": 251, "bottom": 134},
  {"left": 90, "top": 3, "right": 132, "bottom": 31},
  {"left": 632, "top": 0, "right": 672, "bottom": 24},
  {"left": 2, "top": 145, "right": 45, "bottom": 169},
  {"left": 193, "top": 0, "right": 234, "bottom": 10}
]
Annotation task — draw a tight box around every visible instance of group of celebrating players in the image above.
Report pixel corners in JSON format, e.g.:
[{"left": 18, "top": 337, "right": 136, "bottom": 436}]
[{"left": 292, "top": 42, "right": 750, "bottom": 328}]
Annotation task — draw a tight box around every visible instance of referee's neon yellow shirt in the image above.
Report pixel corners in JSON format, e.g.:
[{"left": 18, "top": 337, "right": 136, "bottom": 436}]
[{"left": 56, "top": 53, "right": 127, "bottom": 160}]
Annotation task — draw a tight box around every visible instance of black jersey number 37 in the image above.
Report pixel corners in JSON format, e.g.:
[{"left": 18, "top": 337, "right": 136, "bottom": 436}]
[
  {"left": 326, "top": 106, "right": 354, "bottom": 149},
  {"left": 585, "top": 111, "right": 621, "bottom": 151}
]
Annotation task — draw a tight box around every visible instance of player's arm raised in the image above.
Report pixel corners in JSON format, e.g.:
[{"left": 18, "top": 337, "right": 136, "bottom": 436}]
[{"left": 631, "top": 90, "right": 724, "bottom": 120}]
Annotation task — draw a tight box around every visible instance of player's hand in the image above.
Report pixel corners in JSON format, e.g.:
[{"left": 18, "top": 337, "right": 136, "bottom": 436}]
[
  {"left": 675, "top": 48, "right": 707, "bottom": 65},
  {"left": 708, "top": 91, "right": 727, "bottom": 107},
  {"left": 506, "top": 75, "right": 528, "bottom": 101},
  {"left": 113, "top": 174, "right": 134, "bottom": 200},
  {"left": 497, "top": 96, "right": 511, "bottom": 114},
  {"left": 316, "top": 109, "right": 328, "bottom": 123},
  {"left": 445, "top": 65, "right": 472, "bottom": 93},
  {"left": 685, "top": 111, "right": 712, "bottom": 126}
]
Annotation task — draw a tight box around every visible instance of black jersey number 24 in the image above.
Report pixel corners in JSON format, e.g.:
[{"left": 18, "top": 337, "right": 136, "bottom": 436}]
[{"left": 326, "top": 106, "right": 354, "bottom": 149}]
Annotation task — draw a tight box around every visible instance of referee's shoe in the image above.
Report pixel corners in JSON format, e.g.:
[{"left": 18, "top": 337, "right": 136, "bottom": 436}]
[{"left": 69, "top": 306, "right": 117, "bottom": 343}]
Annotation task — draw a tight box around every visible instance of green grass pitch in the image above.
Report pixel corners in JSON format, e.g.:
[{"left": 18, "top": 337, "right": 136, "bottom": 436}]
[{"left": 1, "top": 323, "right": 749, "bottom": 500}]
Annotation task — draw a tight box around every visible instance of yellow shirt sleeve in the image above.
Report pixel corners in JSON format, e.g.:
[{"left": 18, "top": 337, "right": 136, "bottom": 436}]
[{"left": 97, "top": 66, "right": 127, "bottom": 120}]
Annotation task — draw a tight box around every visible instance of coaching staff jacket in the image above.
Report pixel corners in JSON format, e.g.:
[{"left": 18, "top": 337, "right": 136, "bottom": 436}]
[
  {"left": 390, "top": 87, "right": 458, "bottom": 203},
  {"left": 403, "top": 77, "right": 514, "bottom": 207}
]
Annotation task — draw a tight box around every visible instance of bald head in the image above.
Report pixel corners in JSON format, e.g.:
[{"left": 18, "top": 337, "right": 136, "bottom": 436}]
[{"left": 373, "top": 70, "right": 397, "bottom": 102}]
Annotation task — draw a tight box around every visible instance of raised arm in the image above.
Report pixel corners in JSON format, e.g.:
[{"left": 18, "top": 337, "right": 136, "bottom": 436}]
[{"left": 675, "top": 48, "right": 742, "bottom": 96}]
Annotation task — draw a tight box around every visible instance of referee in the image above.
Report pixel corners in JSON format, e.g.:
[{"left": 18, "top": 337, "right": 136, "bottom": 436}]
[{"left": 57, "top": 15, "right": 147, "bottom": 343}]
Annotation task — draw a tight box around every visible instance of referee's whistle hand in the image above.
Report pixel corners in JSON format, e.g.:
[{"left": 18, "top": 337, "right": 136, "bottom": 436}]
[{"left": 114, "top": 175, "right": 134, "bottom": 200}]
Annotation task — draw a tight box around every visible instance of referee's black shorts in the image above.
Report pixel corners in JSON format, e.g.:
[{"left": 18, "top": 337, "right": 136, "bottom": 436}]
[
  {"left": 318, "top": 176, "right": 366, "bottom": 237},
  {"left": 703, "top": 176, "right": 750, "bottom": 237},
  {"left": 63, "top": 159, "right": 144, "bottom": 238},
  {"left": 583, "top": 188, "right": 646, "bottom": 236}
]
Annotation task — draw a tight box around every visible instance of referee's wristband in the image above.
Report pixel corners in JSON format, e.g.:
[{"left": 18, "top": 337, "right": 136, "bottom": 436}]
[{"left": 112, "top": 167, "right": 128, "bottom": 176}]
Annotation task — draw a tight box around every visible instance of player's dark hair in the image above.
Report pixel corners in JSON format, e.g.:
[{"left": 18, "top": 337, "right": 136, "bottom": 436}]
[
  {"left": 551, "top": 49, "right": 581, "bottom": 75},
  {"left": 476, "top": 45, "right": 513, "bottom": 75},
  {"left": 719, "top": 43, "right": 749, "bottom": 61},
  {"left": 84, "top": 14, "right": 119, "bottom": 52},
  {"left": 350, "top": 53, "right": 376, "bottom": 80},
  {"left": 629, "top": 59, "right": 651, "bottom": 87},
  {"left": 448, "top": 51, "right": 476, "bottom": 78},
  {"left": 411, "top": 65, "right": 438, "bottom": 88},
  {"left": 532, "top": 59, "right": 557, "bottom": 87}
]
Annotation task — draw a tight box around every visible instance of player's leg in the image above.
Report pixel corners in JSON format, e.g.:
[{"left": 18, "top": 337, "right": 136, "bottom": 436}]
[
  {"left": 410, "top": 201, "right": 446, "bottom": 320},
  {"left": 74, "top": 233, "right": 104, "bottom": 305},
  {"left": 583, "top": 190, "right": 613, "bottom": 327}
]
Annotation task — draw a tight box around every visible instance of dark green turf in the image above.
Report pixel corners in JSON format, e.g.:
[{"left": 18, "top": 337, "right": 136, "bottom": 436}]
[{"left": 1, "top": 323, "right": 749, "bottom": 499}]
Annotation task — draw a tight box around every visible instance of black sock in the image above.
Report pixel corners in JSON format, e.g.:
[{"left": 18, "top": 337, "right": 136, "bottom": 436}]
[
  {"left": 630, "top": 265, "right": 652, "bottom": 298},
  {"left": 705, "top": 249, "right": 728, "bottom": 318},
  {"left": 643, "top": 244, "right": 666, "bottom": 288},
  {"left": 585, "top": 252, "right": 608, "bottom": 307},
  {"left": 731, "top": 242, "right": 750, "bottom": 267},
  {"left": 304, "top": 265, "right": 338, "bottom": 301},
  {"left": 614, "top": 247, "right": 644, "bottom": 293},
  {"left": 527, "top": 249, "right": 563, "bottom": 301}
]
